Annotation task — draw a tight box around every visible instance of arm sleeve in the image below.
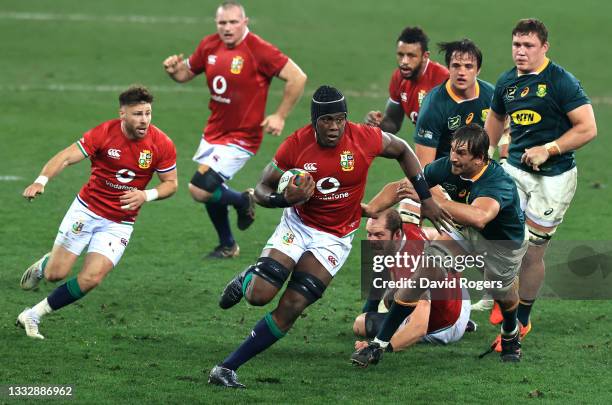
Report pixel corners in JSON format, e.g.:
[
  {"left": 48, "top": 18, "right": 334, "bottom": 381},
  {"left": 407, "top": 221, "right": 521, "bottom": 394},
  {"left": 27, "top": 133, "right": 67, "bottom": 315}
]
[
  {"left": 490, "top": 79, "right": 507, "bottom": 116},
  {"left": 156, "top": 136, "right": 178, "bottom": 173},
  {"left": 254, "top": 39, "right": 289, "bottom": 78},
  {"left": 271, "top": 134, "right": 297, "bottom": 172},
  {"left": 188, "top": 39, "right": 207, "bottom": 75},
  {"left": 388, "top": 70, "right": 402, "bottom": 103},
  {"left": 557, "top": 70, "right": 591, "bottom": 113},
  {"left": 76, "top": 124, "right": 103, "bottom": 158},
  {"left": 414, "top": 93, "right": 442, "bottom": 148}
]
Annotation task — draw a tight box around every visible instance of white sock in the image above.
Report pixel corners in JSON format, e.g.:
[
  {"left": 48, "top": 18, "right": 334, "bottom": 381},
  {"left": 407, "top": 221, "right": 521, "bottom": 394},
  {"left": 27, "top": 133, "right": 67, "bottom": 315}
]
[
  {"left": 501, "top": 325, "right": 518, "bottom": 337},
  {"left": 372, "top": 337, "right": 389, "bottom": 349},
  {"left": 32, "top": 298, "right": 53, "bottom": 318}
]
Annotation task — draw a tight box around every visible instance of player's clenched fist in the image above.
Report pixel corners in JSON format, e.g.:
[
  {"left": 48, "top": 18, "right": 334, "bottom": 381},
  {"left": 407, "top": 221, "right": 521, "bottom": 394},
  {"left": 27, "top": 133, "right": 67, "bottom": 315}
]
[
  {"left": 365, "top": 111, "right": 383, "bottom": 127},
  {"left": 163, "top": 54, "right": 185, "bottom": 74}
]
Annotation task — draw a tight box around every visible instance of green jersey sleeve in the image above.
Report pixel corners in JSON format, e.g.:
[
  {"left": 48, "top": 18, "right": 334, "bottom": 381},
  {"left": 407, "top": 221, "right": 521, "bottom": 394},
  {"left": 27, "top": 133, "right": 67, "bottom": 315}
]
[{"left": 414, "top": 92, "right": 442, "bottom": 148}]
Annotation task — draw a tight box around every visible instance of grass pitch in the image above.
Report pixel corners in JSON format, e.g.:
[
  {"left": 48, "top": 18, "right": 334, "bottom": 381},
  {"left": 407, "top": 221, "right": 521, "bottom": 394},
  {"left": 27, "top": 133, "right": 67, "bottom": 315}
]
[{"left": 1, "top": 0, "right": 611, "bottom": 403}]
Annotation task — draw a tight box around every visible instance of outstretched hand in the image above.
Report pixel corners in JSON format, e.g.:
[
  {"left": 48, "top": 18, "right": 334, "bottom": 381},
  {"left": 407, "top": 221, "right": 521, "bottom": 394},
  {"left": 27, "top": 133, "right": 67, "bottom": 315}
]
[
  {"left": 261, "top": 113, "right": 285, "bottom": 136},
  {"left": 365, "top": 111, "right": 383, "bottom": 127},
  {"left": 163, "top": 53, "right": 185, "bottom": 75}
]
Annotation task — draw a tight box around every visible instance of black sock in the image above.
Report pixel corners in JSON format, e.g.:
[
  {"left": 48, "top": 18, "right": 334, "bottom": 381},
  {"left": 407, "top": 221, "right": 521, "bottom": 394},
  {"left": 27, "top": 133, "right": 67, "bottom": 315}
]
[
  {"left": 517, "top": 299, "right": 535, "bottom": 326},
  {"left": 47, "top": 277, "right": 86, "bottom": 310},
  {"left": 205, "top": 202, "right": 234, "bottom": 247},
  {"left": 376, "top": 301, "right": 416, "bottom": 342},
  {"left": 221, "top": 313, "right": 286, "bottom": 371},
  {"left": 362, "top": 299, "right": 380, "bottom": 313},
  {"left": 500, "top": 303, "right": 519, "bottom": 335},
  {"left": 217, "top": 184, "right": 247, "bottom": 209}
]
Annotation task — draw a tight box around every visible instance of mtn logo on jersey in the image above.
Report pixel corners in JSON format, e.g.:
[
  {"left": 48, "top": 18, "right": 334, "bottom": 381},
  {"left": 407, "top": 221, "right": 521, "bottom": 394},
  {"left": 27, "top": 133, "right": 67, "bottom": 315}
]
[
  {"left": 340, "top": 151, "right": 354, "bottom": 172},
  {"left": 107, "top": 149, "right": 121, "bottom": 159},
  {"left": 138, "top": 150, "right": 152, "bottom": 169},
  {"left": 230, "top": 56, "right": 244, "bottom": 74},
  {"left": 418, "top": 89, "right": 427, "bottom": 107},
  {"left": 303, "top": 163, "right": 317, "bottom": 172},
  {"left": 537, "top": 84, "right": 547, "bottom": 97},
  {"left": 448, "top": 115, "right": 461, "bottom": 130},
  {"left": 511, "top": 110, "right": 542, "bottom": 126}
]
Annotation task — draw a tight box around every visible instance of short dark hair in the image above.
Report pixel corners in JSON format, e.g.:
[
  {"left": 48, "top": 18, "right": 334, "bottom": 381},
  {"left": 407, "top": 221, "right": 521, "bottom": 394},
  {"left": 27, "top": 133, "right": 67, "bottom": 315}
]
[
  {"left": 397, "top": 26, "right": 429, "bottom": 52},
  {"left": 218, "top": 1, "right": 245, "bottom": 16},
  {"left": 382, "top": 209, "right": 403, "bottom": 235},
  {"left": 512, "top": 18, "right": 548, "bottom": 44},
  {"left": 119, "top": 85, "right": 153, "bottom": 106},
  {"left": 451, "top": 123, "right": 490, "bottom": 162},
  {"left": 438, "top": 38, "right": 483, "bottom": 69}
]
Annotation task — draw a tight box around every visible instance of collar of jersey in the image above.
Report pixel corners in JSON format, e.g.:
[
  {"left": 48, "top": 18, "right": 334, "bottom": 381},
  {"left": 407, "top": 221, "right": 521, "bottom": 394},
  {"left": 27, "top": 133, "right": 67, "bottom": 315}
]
[
  {"left": 460, "top": 162, "right": 489, "bottom": 182},
  {"left": 517, "top": 57, "right": 550, "bottom": 77},
  {"left": 445, "top": 80, "right": 480, "bottom": 104}
]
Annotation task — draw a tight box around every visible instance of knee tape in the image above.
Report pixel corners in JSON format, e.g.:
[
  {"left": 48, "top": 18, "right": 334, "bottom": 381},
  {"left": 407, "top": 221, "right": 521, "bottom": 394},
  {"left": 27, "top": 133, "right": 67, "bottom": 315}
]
[
  {"left": 287, "top": 271, "right": 327, "bottom": 304},
  {"left": 364, "top": 312, "right": 386, "bottom": 339},
  {"left": 190, "top": 168, "right": 224, "bottom": 193},
  {"left": 528, "top": 225, "right": 555, "bottom": 246},
  {"left": 251, "top": 257, "right": 291, "bottom": 289}
]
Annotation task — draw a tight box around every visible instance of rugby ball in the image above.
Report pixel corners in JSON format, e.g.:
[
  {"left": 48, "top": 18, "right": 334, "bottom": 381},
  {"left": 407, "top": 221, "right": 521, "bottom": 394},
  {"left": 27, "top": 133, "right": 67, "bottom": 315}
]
[{"left": 277, "top": 168, "right": 307, "bottom": 194}]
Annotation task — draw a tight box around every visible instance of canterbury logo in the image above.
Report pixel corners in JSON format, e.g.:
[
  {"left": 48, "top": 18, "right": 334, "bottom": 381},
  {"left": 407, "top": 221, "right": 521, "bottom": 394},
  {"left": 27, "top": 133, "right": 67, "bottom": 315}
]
[
  {"left": 303, "top": 163, "right": 317, "bottom": 172},
  {"left": 107, "top": 149, "right": 121, "bottom": 159},
  {"left": 511, "top": 110, "right": 542, "bottom": 125}
]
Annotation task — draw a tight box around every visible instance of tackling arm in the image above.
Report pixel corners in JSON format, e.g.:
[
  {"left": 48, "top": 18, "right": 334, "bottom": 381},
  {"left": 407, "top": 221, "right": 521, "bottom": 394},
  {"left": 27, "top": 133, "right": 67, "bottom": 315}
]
[
  {"left": 435, "top": 196, "right": 500, "bottom": 230},
  {"left": 261, "top": 59, "right": 307, "bottom": 136},
  {"left": 22, "top": 143, "right": 87, "bottom": 200}
]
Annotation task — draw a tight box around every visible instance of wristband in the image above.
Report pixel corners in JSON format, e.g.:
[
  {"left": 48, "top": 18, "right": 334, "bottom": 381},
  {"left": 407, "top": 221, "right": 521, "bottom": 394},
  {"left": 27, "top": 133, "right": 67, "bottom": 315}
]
[
  {"left": 144, "top": 189, "right": 159, "bottom": 202},
  {"left": 544, "top": 141, "right": 562, "bottom": 156},
  {"left": 34, "top": 175, "right": 49, "bottom": 186},
  {"left": 268, "top": 192, "right": 291, "bottom": 208},
  {"left": 409, "top": 173, "right": 432, "bottom": 201}
]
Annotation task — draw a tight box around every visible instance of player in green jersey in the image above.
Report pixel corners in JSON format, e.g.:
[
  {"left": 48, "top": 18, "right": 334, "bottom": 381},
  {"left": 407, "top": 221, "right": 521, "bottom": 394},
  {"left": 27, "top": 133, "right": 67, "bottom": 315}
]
[
  {"left": 352, "top": 124, "right": 528, "bottom": 365},
  {"left": 484, "top": 19, "right": 597, "bottom": 348}
]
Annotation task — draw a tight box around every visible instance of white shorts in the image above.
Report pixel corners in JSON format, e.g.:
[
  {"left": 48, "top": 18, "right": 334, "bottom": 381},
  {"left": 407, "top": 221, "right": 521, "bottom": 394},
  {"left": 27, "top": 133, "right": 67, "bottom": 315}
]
[
  {"left": 503, "top": 163, "right": 577, "bottom": 227},
  {"left": 264, "top": 208, "right": 354, "bottom": 276},
  {"left": 54, "top": 198, "right": 134, "bottom": 266},
  {"left": 399, "top": 298, "right": 471, "bottom": 345},
  {"left": 192, "top": 137, "right": 253, "bottom": 180}
]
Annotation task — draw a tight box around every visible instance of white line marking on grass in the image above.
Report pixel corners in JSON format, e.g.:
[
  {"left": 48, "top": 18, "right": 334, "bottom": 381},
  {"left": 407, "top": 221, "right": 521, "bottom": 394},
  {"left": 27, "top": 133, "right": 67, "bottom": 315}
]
[
  {"left": 0, "top": 175, "right": 23, "bottom": 181},
  {"left": 1, "top": 83, "right": 611, "bottom": 105},
  {"left": 0, "top": 11, "right": 211, "bottom": 25}
]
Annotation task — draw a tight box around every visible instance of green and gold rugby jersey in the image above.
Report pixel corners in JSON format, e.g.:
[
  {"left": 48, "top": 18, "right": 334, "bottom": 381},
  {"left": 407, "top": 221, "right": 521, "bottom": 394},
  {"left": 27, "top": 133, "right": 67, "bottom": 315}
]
[
  {"left": 424, "top": 158, "right": 525, "bottom": 241},
  {"left": 415, "top": 79, "right": 494, "bottom": 159},
  {"left": 490, "top": 58, "right": 590, "bottom": 176}
]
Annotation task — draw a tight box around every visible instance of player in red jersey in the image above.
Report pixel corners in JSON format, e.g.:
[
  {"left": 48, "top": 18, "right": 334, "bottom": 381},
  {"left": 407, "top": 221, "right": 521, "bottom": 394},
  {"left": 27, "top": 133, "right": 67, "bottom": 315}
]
[
  {"left": 354, "top": 210, "right": 471, "bottom": 352},
  {"left": 163, "top": 1, "right": 307, "bottom": 259},
  {"left": 207, "top": 85, "right": 451, "bottom": 388},
  {"left": 17, "top": 86, "right": 178, "bottom": 340},
  {"left": 365, "top": 27, "right": 448, "bottom": 152}
]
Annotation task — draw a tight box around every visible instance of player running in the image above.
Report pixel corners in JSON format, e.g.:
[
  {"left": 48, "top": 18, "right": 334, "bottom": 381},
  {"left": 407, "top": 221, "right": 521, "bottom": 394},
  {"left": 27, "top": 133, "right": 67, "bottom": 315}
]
[{"left": 17, "top": 86, "right": 177, "bottom": 340}]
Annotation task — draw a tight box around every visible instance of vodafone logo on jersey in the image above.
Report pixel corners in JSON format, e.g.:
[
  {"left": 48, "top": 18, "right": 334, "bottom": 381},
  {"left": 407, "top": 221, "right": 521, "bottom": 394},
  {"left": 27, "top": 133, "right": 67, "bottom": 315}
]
[
  {"left": 116, "top": 169, "right": 136, "bottom": 184},
  {"left": 316, "top": 177, "right": 340, "bottom": 194},
  {"left": 107, "top": 149, "right": 121, "bottom": 159},
  {"left": 303, "top": 163, "right": 317, "bottom": 172}
]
